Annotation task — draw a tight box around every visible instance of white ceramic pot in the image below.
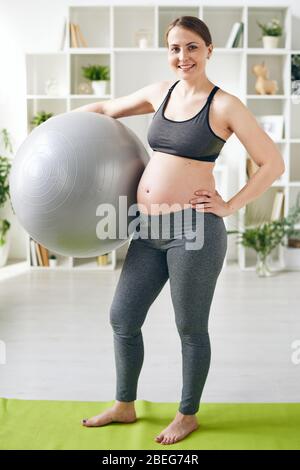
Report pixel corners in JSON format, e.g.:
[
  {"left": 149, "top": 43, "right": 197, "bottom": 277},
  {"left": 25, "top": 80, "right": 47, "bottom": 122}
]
[
  {"left": 91, "top": 80, "right": 107, "bottom": 96},
  {"left": 0, "top": 230, "right": 11, "bottom": 268},
  {"left": 283, "top": 246, "right": 300, "bottom": 270},
  {"left": 49, "top": 258, "right": 57, "bottom": 267},
  {"left": 262, "top": 36, "right": 279, "bottom": 48}
]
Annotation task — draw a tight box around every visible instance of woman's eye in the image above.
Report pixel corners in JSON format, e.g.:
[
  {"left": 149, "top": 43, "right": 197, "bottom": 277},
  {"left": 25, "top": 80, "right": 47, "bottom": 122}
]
[{"left": 171, "top": 46, "right": 196, "bottom": 52}]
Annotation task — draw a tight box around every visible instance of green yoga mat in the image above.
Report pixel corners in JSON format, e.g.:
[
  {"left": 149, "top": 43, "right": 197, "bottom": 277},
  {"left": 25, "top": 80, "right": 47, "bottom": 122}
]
[{"left": 0, "top": 398, "right": 300, "bottom": 450}]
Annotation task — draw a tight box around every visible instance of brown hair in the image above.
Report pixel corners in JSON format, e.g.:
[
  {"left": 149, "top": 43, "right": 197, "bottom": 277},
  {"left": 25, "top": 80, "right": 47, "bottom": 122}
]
[{"left": 164, "top": 16, "right": 212, "bottom": 48}]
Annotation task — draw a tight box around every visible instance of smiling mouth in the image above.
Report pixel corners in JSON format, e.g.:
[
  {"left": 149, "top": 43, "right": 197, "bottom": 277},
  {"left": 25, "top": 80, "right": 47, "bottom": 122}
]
[{"left": 178, "top": 65, "right": 195, "bottom": 71}]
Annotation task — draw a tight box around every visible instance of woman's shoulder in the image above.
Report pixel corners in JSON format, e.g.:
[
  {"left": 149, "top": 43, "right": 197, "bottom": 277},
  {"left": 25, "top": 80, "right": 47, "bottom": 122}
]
[
  {"left": 150, "top": 80, "right": 173, "bottom": 111},
  {"left": 216, "top": 86, "right": 244, "bottom": 108},
  {"left": 213, "top": 86, "right": 242, "bottom": 116}
]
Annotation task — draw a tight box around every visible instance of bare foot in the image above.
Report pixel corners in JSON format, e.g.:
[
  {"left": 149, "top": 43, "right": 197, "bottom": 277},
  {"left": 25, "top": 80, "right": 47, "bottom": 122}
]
[
  {"left": 155, "top": 411, "right": 199, "bottom": 445},
  {"left": 81, "top": 401, "right": 137, "bottom": 427}
]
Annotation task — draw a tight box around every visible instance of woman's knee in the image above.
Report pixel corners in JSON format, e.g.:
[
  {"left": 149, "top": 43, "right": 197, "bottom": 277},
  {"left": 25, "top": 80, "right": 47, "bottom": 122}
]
[
  {"left": 175, "top": 318, "right": 209, "bottom": 338},
  {"left": 109, "top": 302, "right": 143, "bottom": 337}
]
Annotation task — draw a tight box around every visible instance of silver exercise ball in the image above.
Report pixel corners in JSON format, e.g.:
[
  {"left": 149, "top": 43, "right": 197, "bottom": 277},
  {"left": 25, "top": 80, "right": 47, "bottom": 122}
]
[{"left": 9, "top": 112, "right": 149, "bottom": 257}]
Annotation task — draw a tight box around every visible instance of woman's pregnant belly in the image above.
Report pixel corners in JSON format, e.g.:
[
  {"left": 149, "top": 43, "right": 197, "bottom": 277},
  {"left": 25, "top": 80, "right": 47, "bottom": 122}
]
[{"left": 136, "top": 152, "right": 216, "bottom": 215}]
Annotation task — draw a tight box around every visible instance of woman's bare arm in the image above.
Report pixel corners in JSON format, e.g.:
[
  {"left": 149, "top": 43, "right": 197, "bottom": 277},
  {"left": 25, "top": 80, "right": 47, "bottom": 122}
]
[
  {"left": 223, "top": 95, "right": 285, "bottom": 214},
  {"left": 71, "top": 81, "right": 166, "bottom": 118}
]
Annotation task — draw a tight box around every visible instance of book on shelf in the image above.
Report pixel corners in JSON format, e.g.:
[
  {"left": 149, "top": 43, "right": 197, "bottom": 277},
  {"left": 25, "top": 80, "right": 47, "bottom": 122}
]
[
  {"left": 69, "top": 22, "right": 88, "bottom": 48},
  {"left": 270, "top": 191, "right": 285, "bottom": 221},
  {"left": 30, "top": 239, "right": 38, "bottom": 266},
  {"left": 59, "top": 16, "right": 67, "bottom": 51},
  {"left": 225, "top": 22, "right": 243, "bottom": 48},
  {"left": 29, "top": 238, "right": 49, "bottom": 267},
  {"left": 75, "top": 24, "right": 88, "bottom": 47}
]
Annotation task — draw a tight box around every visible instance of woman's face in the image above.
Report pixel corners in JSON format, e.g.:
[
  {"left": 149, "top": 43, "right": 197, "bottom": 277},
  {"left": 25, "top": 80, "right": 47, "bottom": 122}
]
[{"left": 167, "top": 26, "right": 212, "bottom": 78}]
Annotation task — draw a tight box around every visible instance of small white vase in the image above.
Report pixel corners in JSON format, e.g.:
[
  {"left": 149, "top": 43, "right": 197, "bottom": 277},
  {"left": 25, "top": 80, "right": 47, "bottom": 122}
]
[
  {"left": 91, "top": 80, "right": 107, "bottom": 96},
  {"left": 262, "top": 36, "right": 279, "bottom": 49},
  {"left": 255, "top": 252, "right": 274, "bottom": 277},
  {"left": 49, "top": 258, "right": 57, "bottom": 267},
  {"left": 0, "top": 231, "right": 11, "bottom": 268}
]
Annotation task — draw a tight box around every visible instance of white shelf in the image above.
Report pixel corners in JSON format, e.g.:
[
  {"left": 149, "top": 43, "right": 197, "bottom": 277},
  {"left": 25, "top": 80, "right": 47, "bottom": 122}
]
[{"left": 20, "top": 3, "right": 298, "bottom": 272}]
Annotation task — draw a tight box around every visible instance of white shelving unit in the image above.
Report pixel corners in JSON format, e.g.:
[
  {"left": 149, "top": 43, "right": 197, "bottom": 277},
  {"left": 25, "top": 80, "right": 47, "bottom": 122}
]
[{"left": 17, "top": 2, "right": 297, "bottom": 272}]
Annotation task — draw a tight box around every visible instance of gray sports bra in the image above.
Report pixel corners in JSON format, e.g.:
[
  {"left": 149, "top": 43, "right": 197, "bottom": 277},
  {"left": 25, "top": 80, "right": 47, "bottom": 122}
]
[{"left": 147, "top": 80, "right": 227, "bottom": 162}]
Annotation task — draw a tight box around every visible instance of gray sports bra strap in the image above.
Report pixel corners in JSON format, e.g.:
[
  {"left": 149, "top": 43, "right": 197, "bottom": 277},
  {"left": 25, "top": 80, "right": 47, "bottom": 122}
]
[
  {"left": 168, "top": 80, "right": 180, "bottom": 92},
  {"left": 207, "top": 85, "right": 219, "bottom": 103}
]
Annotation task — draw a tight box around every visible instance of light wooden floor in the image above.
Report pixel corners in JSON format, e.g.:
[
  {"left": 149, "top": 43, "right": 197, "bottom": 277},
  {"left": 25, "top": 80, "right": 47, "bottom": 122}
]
[{"left": 0, "top": 261, "right": 299, "bottom": 404}]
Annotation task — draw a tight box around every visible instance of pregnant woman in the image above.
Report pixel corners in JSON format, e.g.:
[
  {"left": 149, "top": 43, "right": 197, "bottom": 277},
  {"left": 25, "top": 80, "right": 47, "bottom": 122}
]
[{"left": 74, "top": 16, "right": 285, "bottom": 445}]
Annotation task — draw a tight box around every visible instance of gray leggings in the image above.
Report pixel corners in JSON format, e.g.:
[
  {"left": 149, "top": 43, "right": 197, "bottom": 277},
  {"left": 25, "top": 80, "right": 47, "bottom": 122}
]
[{"left": 109, "top": 207, "right": 227, "bottom": 415}]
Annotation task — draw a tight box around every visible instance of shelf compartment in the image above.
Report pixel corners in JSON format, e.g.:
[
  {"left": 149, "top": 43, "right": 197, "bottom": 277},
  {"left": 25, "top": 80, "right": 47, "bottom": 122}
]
[
  {"left": 70, "top": 53, "right": 111, "bottom": 96},
  {"left": 245, "top": 185, "right": 286, "bottom": 227},
  {"left": 202, "top": 6, "right": 244, "bottom": 48},
  {"left": 290, "top": 144, "right": 300, "bottom": 182},
  {"left": 247, "top": 6, "right": 289, "bottom": 49},
  {"left": 247, "top": 97, "right": 287, "bottom": 140},
  {"left": 290, "top": 101, "right": 300, "bottom": 139},
  {"left": 246, "top": 54, "right": 288, "bottom": 95},
  {"left": 69, "top": 6, "right": 111, "bottom": 48},
  {"left": 113, "top": 6, "right": 155, "bottom": 48},
  {"left": 26, "top": 54, "right": 68, "bottom": 95},
  {"left": 288, "top": 186, "right": 300, "bottom": 213}
]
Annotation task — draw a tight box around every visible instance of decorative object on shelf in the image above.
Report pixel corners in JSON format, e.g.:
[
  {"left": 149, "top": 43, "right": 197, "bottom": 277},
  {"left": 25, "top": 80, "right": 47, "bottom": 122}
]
[
  {"left": 291, "top": 56, "right": 300, "bottom": 104},
  {"left": 69, "top": 22, "right": 88, "bottom": 48},
  {"left": 30, "top": 111, "right": 54, "bottom": 128},
  {"left": 256, "top": 18, "right": 283, "bottom": 49},
  {"left": 77, "top": 82, "right": 92, "bottom": 95},
  {"left": 0, "top": 129, "right": 12, "bottom": 268},
  {"left": 291, "top": 55, "right": 300, "bottom": 81},
  {"left": 49, "top": 255, "right": 57, "bottom": 267},
  {"left": 81, "top": 64, "right": 110, "bottom": 96},
  {"left": 287, "top": 232, "right": 300, "bottom": 248},
  {"left": 45, "top": 78, "right": 58, "bottom": 96},
  {"left": 255, "top": 115, "right": 284, "bottom": 142},
  {"left": 227, "top": 194, "right": 300, "bottom": 277},
  {"left": 255, "top": 252, "right": 273, "bottom": 277},
  {"left": 291, "top": 80, "right": 300, "bottom": 105},
  {"left": 134, "top": 28, "right": 152, "bottom": 48},
  {"left": 9, "top": 111, "right": 149, "bottom": 258},
  {"left": 252, "top": 62, "right": 278, "bottom": 95},
  {"left": 97, "top": 253, "right": 109, "bottom": 266}
]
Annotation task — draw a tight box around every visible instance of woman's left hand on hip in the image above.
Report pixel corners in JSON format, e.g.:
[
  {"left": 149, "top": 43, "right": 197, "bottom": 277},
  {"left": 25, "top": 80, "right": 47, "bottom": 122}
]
[{"left": 189, "top": 189, "right": 233, "bottom": 218}]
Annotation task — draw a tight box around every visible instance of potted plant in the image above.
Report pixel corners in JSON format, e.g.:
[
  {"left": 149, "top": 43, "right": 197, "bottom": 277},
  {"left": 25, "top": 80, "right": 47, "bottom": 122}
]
[
  {"left": 0, "top": 129, "right": 12, "bottom": 267},
  {"left": 227, "top": 194, "right": 300, "bottom": 277},
  {"left": 49, "top": 254, "right": 57, "bottom": 267},
  {"left": 291, "top": 55, "right": 300, "bottom": 100},
  {"left": 30, "top": 110, "right": 53, "bottom": 128},
  {"left": 257, "top": 18, "right": 283, "bottom": 49},
  {"left": 81, "top": 64, "right": 110, "bottom": 96}
]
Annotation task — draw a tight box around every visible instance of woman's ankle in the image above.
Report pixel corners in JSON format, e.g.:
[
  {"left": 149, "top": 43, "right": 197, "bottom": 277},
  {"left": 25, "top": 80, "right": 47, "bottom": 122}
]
[{"left": 114, "top": 400, "right": 135, "bottom": 409}]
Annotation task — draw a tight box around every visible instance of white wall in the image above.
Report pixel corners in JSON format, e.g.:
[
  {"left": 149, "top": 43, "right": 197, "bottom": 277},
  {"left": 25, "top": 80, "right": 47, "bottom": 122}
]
[{"left": 1, "top": 0, "right": 300, "bottom": 260}]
